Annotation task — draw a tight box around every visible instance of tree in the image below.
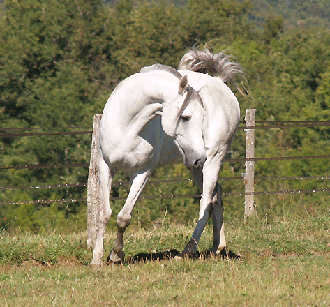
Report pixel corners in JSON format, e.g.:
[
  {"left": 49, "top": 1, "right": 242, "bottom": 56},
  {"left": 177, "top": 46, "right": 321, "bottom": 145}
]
[
  {"left": 1, "top": 0, "right": 330, "bottom": 231},
  {"left": 0, "top": 0, "right": 111, "bottom": 229}
]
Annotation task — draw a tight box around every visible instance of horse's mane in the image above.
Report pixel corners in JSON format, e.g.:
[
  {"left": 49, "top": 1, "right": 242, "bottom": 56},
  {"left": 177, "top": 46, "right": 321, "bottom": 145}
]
[
  {"left": 178, "top": 48, "right": 243, "bottom": 84},
  {"left": 140, "top": 63, "right": 182, "bottom": 79}
]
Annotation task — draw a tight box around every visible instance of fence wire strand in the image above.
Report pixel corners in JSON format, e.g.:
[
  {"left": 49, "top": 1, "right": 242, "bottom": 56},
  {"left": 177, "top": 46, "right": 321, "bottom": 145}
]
[
  {"left": 239, "top": 121, "right": 330, "bottom": 130},
  {"left": 2, "top": 155, "right": 330, "bottom": 171},
  {"left": 0, "top": 163, "right": 89, "bottom": 170},
  {"left": 1, "top": 121, "right": 329, "bottom": 137},
  {"left": 0, "top": 131, "right": 92, "bottom": 138},
  {"left": 1, "top": 175, "right": 329, "bottom": 191},
  {"left": 1, "top": 186, "right": 329, "bottom": 206},
  {"left": 0, "top": 126, "right": 91, "bottom": 131},
  {"left": 0, "top": 183, "right": 87, "bottom": 191}
]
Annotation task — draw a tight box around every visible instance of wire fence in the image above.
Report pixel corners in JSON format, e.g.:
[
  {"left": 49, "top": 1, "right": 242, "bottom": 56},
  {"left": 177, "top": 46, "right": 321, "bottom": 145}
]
[
  {"left": 2, "top": 188, "right": 330, "bottom": 206},
  {"left": 1, "top": 117, "right": 329, "bottom": 206}
]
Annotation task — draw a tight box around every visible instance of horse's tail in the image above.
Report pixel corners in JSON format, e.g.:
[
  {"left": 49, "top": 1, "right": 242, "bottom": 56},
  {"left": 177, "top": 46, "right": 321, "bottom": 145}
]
[{"left": 178, "top": 48, "right": 243, "bottom": 84}]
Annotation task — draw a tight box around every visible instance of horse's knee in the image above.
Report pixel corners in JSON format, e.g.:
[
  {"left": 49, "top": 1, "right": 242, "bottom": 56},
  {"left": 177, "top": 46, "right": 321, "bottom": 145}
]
[{"left": 117, "top": 211, "right": 131, "bottom": 230}]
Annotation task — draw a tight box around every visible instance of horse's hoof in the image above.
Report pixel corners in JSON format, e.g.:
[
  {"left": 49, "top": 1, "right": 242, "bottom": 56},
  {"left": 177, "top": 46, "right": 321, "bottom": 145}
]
[
  {"left": 174, "top": 253, "right": 190, "bottom": 261},
  {"left": 216, "top": 244, "right": 226, "bottom": 254},
  {"left": 108, "top": 250, "right": 125, "bottom": 263},
  {"left": 89, "top": 259, "right": 103, "bottom": 267},
  {"left": 174, "top": 255, "right": 184, "bottom": 261}
]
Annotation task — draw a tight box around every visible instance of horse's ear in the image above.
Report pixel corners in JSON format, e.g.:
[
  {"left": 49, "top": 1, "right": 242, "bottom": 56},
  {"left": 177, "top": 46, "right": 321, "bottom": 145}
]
[{"left": 179, "top": 75, "right": 188, "bottom": 94}]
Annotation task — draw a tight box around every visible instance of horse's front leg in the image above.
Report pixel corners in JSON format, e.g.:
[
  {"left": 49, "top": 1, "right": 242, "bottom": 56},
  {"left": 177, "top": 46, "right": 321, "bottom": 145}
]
[{"left": 109, "top": 170, "right": 150, "bottom": 263}]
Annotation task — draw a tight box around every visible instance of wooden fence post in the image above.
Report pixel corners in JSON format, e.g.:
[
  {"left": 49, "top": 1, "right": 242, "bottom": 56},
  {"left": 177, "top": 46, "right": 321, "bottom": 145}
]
[
  {"left": 244, "top": 109, "right": 257, "bottom": 217},
  {"left": 87, "top": 114, "right": 102, "bottom": 249}
]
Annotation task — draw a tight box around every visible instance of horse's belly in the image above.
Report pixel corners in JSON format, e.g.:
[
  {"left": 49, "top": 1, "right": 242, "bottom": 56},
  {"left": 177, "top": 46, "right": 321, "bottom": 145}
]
[
  {"left": 157, "top": 135, "right": 181, "bottom": 166},
  {"left": 102, "top": 135, "right": 155, "bottom": 171},
  {"left": 122, "top": 139, "right": 155, "bottom": 169},
  {"left": 100, "top": 117, "right": 181, "bottom": 171}
]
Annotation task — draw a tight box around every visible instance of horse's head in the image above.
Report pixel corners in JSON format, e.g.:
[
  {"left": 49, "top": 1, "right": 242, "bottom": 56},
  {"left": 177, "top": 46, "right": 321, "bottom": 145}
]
[{"left": 162, "top": 75, "right": 206, "bottom": 169}]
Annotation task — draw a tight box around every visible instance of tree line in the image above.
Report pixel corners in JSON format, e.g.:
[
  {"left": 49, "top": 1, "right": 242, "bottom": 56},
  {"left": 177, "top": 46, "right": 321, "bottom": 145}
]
[{"left": 0, "top": 0, "right": 329, "bottom": 231}]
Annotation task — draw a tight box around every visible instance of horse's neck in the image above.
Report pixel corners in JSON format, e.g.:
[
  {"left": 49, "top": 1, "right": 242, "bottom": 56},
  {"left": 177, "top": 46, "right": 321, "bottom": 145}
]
[
  {"left": 139, "top": 72, "right": 178, "bottom": 103},
  {"left": 126, "top": 73, "right": 178, "bottom": 136},
  {"left": 103, "top": 72, "right": 178, "bottom": 138}
]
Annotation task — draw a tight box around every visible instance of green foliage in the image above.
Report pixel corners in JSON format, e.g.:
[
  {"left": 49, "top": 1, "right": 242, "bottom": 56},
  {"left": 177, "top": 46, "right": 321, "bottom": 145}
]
[
  {"left": 0, "top": 0, "right": 329, "bottom": 232},
  {"left": 184, "top": 0, "right": 252, "bottom": 43},
  {"left": 243, "top": 0, "right": 330, "bottom": 29},
  {"left": 316, "top": 66, "right": 330, "bottom": 119},
  {"left": 261, "top": 14, "right": 284, "bottom": 43}
]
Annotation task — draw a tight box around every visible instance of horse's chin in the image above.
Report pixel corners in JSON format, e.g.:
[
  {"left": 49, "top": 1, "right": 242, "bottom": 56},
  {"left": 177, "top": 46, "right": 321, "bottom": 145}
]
[
  {"left": 186, "top": 163, "right": 204, "bottom": 171},
  {"left": 178, "top": 146, "right": 205, "bottom": 170}
]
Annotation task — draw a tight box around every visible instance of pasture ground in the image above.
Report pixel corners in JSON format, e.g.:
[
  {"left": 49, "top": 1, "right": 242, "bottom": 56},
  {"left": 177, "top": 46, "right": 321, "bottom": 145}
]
[{"left": 1, "top": 208, "right": 330, "bottom": 306}]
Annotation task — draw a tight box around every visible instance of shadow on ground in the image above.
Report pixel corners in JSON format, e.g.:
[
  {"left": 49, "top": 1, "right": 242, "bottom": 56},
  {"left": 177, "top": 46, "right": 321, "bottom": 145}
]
[{"left": 121, "top": 249, "right": 241, "bottom": 264}]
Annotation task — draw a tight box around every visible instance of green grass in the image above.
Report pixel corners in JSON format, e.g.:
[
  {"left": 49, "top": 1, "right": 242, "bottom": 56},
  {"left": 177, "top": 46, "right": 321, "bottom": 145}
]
[{"left": 1, "top": 210, "right": 330, "bottom": 306}]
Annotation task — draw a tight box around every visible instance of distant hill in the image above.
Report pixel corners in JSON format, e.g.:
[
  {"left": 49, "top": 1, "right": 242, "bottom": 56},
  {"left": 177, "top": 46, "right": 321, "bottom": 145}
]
[
  {"left": 104, "top": 0, "right": 330, "bottom": 30},
  {"left": 245, "top": 0, "right": 330, "bottom": 30}
]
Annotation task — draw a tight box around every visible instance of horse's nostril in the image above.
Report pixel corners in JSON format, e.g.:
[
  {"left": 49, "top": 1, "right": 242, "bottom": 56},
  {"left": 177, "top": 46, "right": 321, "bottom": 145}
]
[
  {"left": 194, "top": 159, "right": 202, "bottom": 168},
  {"left": 193, "top": 157, "right": 206, "bottom": 169}
]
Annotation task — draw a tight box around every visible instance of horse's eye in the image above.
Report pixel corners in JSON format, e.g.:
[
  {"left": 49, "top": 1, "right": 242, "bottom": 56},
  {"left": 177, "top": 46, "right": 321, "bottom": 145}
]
[{"left": 180, "top": 115, "right": 190, "bottom": 122}]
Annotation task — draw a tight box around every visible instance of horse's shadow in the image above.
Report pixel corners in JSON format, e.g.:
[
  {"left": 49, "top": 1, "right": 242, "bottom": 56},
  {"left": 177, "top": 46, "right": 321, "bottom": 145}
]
[{"left": 121, "top": 248, "right": 241, "bottom": 264}]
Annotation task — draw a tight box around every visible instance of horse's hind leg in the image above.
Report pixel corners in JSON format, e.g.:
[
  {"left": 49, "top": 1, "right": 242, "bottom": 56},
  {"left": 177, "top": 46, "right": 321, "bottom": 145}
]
[
  {"left": 184, "top": 182, "right": 226, "bottom": 255},
  {"left": 211, "top": 184, "right": 226, "bottom": 254},
  {"left": 109, "top": 170, "right": 150, "bottom": 263},
  {"left": 91, "top": 154, "right": 113, "bottom": 266}
]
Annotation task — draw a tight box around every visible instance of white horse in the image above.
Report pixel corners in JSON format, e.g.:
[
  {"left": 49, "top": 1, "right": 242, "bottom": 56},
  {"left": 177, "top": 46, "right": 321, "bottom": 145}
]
[{"left": 90, "top": 49, "right": 242, "bottom": 265}]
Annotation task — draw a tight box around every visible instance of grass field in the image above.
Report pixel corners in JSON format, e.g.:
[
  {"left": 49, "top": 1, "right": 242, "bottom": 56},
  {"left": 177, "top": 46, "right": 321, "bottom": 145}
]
[{"left": 1, "top": 208, "right": 330, "bottom": 306}]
